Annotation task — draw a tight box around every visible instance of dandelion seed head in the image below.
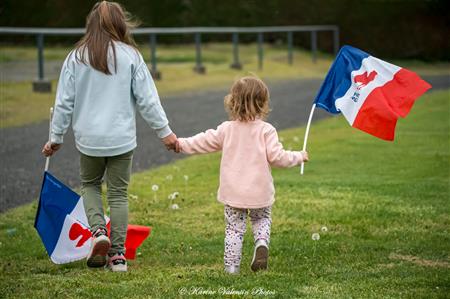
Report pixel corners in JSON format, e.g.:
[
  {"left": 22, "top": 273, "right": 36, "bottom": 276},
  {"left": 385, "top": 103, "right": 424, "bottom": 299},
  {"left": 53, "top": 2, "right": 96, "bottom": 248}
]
[
  {"left": 166, "top": 175, "right": 173, "bottom": 181},
  {"left": 152, "top": 184, "right": 159, "bottom": 192},
  {"left": 171, "top": 203, "right": 179, "bottom": 210},
  {"left": 321, "top": 226, "right": 328, "bottom": 232},
  {"left": 312, "top": 233, "right": 320, "bottom": 241},
  {"left": 173, "top": 191, "right": 179, "bottom": 198}
]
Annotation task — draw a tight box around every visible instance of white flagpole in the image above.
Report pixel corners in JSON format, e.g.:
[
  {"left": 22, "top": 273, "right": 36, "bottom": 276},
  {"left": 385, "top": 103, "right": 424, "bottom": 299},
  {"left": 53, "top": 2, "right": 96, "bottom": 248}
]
[
  {"left": 44, "top": 107, "right": 54, "bottom": 172},
  {"left": 300, "top": 103, "right": 316, "bottom": 175}
]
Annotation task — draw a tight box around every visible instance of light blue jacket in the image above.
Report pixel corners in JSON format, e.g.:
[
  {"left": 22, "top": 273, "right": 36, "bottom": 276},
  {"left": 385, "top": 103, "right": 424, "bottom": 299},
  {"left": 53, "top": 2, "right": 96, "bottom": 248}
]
[{"left": 51, "top": 41, "right": 172, "bottom": 157}]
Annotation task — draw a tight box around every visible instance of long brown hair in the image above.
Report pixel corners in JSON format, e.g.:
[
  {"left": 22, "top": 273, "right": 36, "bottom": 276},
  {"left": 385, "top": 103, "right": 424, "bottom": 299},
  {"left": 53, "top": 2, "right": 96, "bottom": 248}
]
[
  {"left": 75, "top": 1, "right": 138, "bottom": 75},
  {"left": 224, "top": 76, "right": 271, "bottom": 121}
]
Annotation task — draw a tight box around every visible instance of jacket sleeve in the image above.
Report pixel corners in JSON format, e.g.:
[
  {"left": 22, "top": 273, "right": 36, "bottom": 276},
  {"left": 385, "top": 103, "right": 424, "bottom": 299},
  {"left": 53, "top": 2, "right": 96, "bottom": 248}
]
[
  {"left": 265, "top": 126, "right": 304, "bottom": 168},
  {"left": 132, "top": 60, "right": 172, "bottom": 138},
  {"left": 51, "top": 55, "right": 76, "bottom": 144},
  {"left": 178, "top": 124, "right": 225, "bottom": 154}
]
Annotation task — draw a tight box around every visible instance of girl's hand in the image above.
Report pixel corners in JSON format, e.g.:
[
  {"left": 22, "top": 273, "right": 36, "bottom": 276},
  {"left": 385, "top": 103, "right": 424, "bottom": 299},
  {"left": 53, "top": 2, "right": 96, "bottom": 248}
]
[
  {"left": 301, "top": 150, "right": 309, "bottom": 162},
  {"left": 42, "top": 142, "right": 62, "bottom": 157},
  {"left": 162, "top": 133, "right": 180, "bottom": 153}
]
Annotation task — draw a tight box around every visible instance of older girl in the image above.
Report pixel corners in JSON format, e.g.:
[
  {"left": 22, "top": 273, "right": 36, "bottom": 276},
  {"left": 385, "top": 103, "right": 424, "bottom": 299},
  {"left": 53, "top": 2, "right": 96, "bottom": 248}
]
[{"left": 42, "top": 1, "right": 178, "bottom": 271}]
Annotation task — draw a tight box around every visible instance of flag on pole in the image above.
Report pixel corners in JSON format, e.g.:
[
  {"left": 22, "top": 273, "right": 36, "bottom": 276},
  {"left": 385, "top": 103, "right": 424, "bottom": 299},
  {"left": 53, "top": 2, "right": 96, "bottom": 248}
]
[
  {"left": 314, "top": 45, "right": 431, "bottom": 140},
  {"left": 34, "top": 171, "right": 151, "bottom": 264}
]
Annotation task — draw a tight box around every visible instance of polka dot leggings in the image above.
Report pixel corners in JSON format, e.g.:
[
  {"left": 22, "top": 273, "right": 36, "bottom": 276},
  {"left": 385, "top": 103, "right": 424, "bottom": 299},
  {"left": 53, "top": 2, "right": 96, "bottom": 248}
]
[{"left": 224, "top": 205, "right": 272, "bottom": 267}]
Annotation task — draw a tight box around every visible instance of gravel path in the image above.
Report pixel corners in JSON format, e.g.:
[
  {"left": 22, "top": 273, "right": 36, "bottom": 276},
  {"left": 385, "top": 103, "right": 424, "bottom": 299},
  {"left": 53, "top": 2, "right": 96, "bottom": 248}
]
[{"left": 1, "top": 76, "right": 448, "bottom": 212}]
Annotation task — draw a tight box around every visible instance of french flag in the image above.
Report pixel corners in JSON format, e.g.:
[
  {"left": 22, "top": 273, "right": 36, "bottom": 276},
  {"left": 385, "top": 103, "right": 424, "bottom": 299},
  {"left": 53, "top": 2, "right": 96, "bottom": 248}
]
[
  {"left": 35, "top": 172, "right": 150, "bottom": 264},
  {"left": 314, "top": 45, "right": 432, "bottom": 140}
]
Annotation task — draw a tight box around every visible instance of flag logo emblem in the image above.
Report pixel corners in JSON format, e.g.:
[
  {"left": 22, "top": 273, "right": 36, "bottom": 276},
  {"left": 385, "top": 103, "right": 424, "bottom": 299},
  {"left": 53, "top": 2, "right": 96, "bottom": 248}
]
[
  {"left": 354, "top": 70, "right": 378, "bottom": 89},
  {"left": 69, "top": 222, "right": 91, "bottom": 248}
]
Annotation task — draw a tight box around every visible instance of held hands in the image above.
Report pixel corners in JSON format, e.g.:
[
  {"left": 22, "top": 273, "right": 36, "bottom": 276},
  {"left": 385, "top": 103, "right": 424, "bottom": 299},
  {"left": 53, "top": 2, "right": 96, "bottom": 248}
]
[
  {"left": 42, "top": 142, "right": 62, "bottom": 157},
  {"left": 300, "top": 150, "right": 309, "bottom": 162},
  {"left": 162, "top": 133, "right": 181, "bottom": 153}
]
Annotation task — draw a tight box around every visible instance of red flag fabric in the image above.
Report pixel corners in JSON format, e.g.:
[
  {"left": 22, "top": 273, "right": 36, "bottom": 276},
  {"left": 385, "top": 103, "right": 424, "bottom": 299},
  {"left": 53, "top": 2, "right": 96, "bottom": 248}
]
[
  {"left": 106, "top": 222, "right": 151, "bottom": 259},
  {"left": 124, "top": 225, "right": 151, "bottom": 259}
]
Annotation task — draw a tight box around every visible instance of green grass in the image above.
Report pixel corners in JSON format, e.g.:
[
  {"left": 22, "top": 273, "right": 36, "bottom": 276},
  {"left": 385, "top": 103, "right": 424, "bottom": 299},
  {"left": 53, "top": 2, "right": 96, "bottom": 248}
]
[
  {"left": 0, "top": 43, "right": 330, "bottom": 64},
  {"left": 1, "top": 90, "right": 449, "bottom": 298}
]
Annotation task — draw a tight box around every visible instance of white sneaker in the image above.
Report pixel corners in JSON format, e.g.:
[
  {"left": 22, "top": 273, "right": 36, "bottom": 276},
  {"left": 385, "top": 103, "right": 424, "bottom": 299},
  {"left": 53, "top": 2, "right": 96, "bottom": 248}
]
[
  {"left": 224, "top": 265, "right": 240, "bottom": 275},
  {"left": 107, "top": 252, "right": 128, "bottom": 272},
  {"left": 251, "top": 239, "right": 269, "bottom": 272},
  {"left": 87, "top": 228, "right": 111, "bottom": 268}
]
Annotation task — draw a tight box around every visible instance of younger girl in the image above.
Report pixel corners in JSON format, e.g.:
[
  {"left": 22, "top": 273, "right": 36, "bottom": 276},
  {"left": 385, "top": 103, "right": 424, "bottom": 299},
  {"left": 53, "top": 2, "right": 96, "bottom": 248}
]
[
  {"left": 177, "top": 76, "right": 309, "bottom": 274},
  {"left": 42, "top": 1, "right": 178, "bottom": 271}
]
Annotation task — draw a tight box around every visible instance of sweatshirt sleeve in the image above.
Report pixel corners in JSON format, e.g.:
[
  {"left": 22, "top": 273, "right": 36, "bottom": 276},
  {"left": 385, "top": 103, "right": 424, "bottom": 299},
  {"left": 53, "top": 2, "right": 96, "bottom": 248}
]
[
  {"left": 265, "top": 126, "right": 304, "bottom": 168},
  {"left": 51, "top": 55, "right": 76, "bottom": 144},
  {"left": 132, "top": 60, "right": 172, "bottom": 138},
  {"left": 178, "top": 123, "right": 225, "bottom": 154}
]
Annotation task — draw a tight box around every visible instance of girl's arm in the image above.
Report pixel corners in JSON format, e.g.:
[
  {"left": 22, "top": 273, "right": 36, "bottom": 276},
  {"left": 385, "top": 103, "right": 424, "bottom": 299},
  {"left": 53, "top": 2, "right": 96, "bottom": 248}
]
[
  {"left": 178, "top": 124, "right": 225, "bottom": 154},
  {"left": 265, "top": 126, "right": 306, "bottom": 168},
  {"left": 132, "top": 58, "right": 172, "bottom": 139},
  {"left": 50, "top": 54, "right": 76, "bottom": 145}
]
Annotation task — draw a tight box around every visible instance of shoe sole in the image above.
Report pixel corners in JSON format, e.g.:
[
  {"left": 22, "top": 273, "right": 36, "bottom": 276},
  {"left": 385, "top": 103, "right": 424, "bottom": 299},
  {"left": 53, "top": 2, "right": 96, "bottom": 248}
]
[
  {"left": 251, "top": 245, "right": 268, "bottom": 272},
  {"left": 87, "top": 238, "right": 111, "bottom": 268},
  {"left": 110, "top": 264, "right": 128, "bottom": 272}
]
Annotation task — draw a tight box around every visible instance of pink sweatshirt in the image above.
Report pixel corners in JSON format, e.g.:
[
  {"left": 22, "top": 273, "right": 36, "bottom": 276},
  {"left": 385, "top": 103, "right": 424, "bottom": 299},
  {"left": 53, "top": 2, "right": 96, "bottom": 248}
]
[{"left": 178, "top": 120, "right": 305, "bottom": 209}]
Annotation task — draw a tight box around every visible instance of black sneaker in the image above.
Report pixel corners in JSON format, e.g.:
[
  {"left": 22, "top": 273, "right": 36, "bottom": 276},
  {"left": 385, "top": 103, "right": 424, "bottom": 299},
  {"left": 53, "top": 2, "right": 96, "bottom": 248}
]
[{"left": 107, "top": 252, "right": 127, "bottom": 272}]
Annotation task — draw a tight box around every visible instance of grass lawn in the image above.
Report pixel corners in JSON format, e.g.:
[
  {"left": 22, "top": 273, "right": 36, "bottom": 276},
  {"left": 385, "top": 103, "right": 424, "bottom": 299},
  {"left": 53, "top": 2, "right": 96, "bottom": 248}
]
[
  {"left": 1, "top": 43, "right": 449, "bottom": 129},
  {"left": 0, "top": 89, "right": 449, "bottom": 298}
]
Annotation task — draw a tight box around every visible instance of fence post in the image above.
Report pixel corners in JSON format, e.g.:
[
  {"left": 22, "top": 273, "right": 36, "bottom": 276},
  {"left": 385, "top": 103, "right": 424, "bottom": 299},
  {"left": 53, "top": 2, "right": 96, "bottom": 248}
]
[
  {"left": 193, "top": 32, "right": 206, "bottom": 74},
  {"left": 287, "top": 31, "right": 293, "bottom": 65},
  {"left": 32, "top": 33, "right": 51, "bottom": 93},
  {"left": 37, "top": 34, "right": 44, "bottom": 80},
  {"left": 149, "top": 33, "right": 161, "bottom": 80},
  {"left": 311, "top": 31, "right": 317, "bottom": 64},
  {"left": 230, "top": 32, "right": 242, "bottom": 69},
  {"left": 333, "top": 27, "right": 340, "bottom": 55},
  {"left": 257, "top": 32, "right": 264, "bottom": 70}
]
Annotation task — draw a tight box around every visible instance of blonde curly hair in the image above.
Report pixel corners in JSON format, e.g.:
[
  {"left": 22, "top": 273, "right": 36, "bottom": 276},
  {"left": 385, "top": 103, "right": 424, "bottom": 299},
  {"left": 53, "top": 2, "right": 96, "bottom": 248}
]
[{"left": 224, "top": 76, "right": 270, "bottom": 121}]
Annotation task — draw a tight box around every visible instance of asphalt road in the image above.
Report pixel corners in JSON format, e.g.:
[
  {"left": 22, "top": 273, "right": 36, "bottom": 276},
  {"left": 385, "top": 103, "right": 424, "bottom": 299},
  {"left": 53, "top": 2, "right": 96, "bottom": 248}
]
[{"left": 0, "top": 76, "right": 448, "bottom": 212}]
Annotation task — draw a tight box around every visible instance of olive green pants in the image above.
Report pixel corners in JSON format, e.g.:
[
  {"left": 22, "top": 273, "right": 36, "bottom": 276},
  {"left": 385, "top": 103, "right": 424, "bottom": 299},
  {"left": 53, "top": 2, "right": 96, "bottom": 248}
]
[{"left": 80, "top": 150, "right": 133, "bottom": 254}]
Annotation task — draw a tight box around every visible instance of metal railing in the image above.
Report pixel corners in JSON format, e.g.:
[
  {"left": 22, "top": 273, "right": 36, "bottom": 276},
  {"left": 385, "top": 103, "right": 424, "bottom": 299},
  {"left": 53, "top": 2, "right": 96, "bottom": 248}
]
[{"left": 0, "top": 25, "right": 339, "bottom": 92}]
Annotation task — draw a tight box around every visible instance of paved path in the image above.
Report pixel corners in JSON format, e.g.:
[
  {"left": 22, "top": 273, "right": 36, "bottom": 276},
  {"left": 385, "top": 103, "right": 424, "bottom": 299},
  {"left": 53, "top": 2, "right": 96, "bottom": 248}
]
[{"left": 1, "top": 76, "right": 448, "bottom": 212}]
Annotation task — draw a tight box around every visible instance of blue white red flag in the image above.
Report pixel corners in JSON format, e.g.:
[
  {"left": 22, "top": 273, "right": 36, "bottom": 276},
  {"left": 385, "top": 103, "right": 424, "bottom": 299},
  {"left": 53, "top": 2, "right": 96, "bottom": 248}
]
[
  {"left": 34, "top": 172, "right": 91, "bottom": 264},
  {"left": 314, "top": 45, "right": 431, "bottom": 140},
  {"left": 35, "top": 172, "right": 150, "bottom": 264}
]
